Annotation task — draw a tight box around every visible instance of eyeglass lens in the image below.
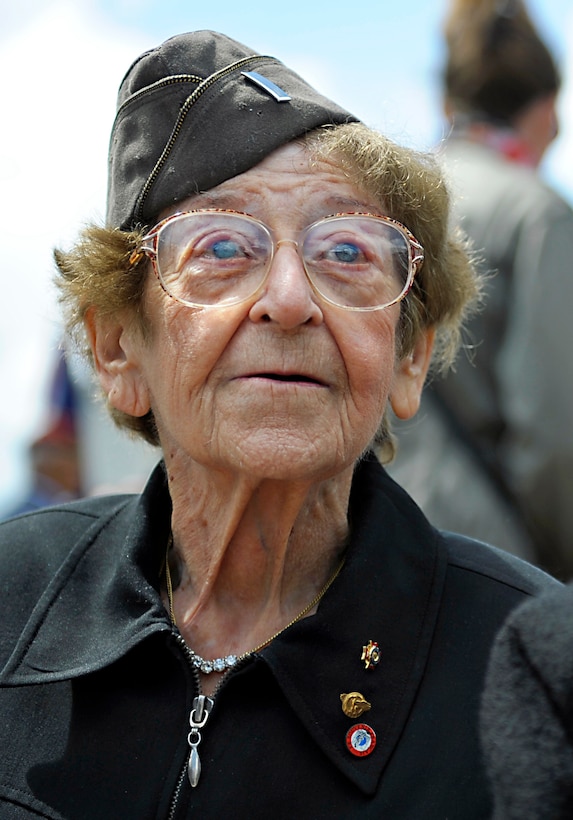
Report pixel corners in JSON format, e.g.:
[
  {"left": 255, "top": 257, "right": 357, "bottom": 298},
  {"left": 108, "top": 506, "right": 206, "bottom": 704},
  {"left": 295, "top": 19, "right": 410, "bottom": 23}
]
[{"left": 154, "top": 212, "right": 413, "bottom": 309}]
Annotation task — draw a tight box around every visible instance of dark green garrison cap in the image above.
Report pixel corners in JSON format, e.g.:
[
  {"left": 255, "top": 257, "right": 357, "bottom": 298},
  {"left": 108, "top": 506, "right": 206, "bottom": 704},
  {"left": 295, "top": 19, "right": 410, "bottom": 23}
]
[{"left": 106, "top": 30, "right": 358, "bottom": 230}]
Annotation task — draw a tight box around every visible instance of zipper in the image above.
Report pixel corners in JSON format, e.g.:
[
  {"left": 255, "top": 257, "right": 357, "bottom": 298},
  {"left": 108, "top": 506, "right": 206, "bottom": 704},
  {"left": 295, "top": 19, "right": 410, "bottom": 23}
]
[
  {"left": 187, "top": 694, "right": 213, "bottom": 787},
  {"left": 134, "top": 54, "right": 271, "bottom": 225},
  {"left": 167, "top": 630, "right": 250, "bottom": 819},
  {"left": 115, "top": 74, "right": 204, "bottom": 119}
]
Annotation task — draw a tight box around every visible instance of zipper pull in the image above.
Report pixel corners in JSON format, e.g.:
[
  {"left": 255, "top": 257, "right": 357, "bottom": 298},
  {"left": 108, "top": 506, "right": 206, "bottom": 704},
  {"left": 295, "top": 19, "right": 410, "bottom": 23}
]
[{"left": 187, "top": 694, "right": 214, "bottom": 787}]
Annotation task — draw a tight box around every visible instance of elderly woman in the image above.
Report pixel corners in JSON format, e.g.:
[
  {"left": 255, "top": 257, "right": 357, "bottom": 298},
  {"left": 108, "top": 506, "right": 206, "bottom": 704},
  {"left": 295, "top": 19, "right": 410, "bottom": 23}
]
[{"left": 0, "top": 31, "right": 558, "bottom": 819}]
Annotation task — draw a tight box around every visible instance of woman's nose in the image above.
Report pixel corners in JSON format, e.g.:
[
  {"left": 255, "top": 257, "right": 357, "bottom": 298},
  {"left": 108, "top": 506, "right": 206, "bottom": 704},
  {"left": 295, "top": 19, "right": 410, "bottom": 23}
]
[{"left": 248, "top": 241, "right": 324, "bottom": 328}]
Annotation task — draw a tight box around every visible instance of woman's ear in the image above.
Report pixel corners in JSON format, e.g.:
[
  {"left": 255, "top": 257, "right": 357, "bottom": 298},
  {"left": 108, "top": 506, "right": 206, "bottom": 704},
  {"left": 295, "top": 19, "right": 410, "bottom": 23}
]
[
  {"left": 390, "top": 328, "right": 435, "bottom": 420},
  {"left": 84, "top": 308, "right": 151, "bottom": 418}
]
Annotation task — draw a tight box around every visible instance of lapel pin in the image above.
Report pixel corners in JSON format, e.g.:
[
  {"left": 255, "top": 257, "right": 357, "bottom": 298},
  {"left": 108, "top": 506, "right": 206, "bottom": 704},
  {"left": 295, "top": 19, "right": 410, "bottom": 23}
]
[
  {"left": 340, "top": 692, "right": 372, "bottom": 719},
  {"left": 346, "top": 723, "right": 377, "bottom": 757},
  {"left": 361, "top": 640, "right": 381, "bottom": 670}
]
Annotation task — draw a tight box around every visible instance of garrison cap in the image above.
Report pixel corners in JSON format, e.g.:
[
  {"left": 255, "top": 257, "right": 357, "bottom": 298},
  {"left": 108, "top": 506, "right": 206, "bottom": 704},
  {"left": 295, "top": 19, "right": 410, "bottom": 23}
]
[{"left": 107, "top": 30, "right": 358, "bottom": 229}]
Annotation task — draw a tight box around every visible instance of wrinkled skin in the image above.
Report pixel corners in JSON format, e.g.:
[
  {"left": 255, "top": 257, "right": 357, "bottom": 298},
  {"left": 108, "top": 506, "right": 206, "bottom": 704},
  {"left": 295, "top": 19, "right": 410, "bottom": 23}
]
[{"left": 87, "top": 141, "right": 433, "bottom": 693}]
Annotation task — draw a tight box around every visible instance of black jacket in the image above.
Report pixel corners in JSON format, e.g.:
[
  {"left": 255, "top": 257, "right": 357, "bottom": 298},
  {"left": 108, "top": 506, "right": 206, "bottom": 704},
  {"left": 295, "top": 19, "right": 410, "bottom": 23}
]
[{"left": 0, "top": 455, "right": 559, "bottom": 819}]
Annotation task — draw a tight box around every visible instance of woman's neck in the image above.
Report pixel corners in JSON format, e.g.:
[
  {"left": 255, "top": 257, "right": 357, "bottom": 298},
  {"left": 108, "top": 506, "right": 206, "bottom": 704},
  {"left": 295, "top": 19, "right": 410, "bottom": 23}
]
[{"left": 163, "top": 460, "right": 353, "bottom": 682}]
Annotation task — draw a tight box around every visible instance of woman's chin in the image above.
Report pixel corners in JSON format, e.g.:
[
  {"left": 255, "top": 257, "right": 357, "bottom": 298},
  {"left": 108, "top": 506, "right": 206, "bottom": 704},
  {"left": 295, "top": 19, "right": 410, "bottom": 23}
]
[{"left": 213, "top": 428, "right": 359, "bottom": 484}]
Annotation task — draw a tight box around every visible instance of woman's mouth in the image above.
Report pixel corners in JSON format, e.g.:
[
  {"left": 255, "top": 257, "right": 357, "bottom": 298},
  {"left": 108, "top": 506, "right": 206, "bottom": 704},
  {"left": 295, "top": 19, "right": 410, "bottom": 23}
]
[{"left": 257, "top": 373, "right": 323, "bottom": 385}]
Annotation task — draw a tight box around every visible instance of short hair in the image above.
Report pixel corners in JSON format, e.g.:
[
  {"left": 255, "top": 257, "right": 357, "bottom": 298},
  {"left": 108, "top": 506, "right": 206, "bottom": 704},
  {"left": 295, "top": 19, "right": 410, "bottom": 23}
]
[
  {"left": 54, "top": 122, "right": 482, "bottom": 460},
  {"left": 443, "top": 0, "right": 560, "bottom": 124}
]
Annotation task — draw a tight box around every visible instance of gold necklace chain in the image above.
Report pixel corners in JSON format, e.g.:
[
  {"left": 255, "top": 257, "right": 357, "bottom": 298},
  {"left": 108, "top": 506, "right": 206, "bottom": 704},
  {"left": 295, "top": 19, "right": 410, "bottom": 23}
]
[{"left": 164, "top": 537, "right": 345, "bottom": 674}]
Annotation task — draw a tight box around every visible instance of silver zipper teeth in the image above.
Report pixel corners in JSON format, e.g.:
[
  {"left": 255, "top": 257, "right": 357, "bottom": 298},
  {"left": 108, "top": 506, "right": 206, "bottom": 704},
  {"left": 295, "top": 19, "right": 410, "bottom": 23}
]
[
  {"left": 135, "top": 54, "right": 271, "bottom": 224},
  {"left": 168, "top": 634, "right": 199, "bottom": 820}
]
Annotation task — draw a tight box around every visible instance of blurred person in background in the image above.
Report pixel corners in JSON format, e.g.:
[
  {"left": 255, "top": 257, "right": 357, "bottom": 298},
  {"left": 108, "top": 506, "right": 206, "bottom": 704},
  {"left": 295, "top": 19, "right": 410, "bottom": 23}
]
[
  {"left": 4, "top": 350, "right": 82, "bottom": 517},
  {"left": 481, "top": 582, "right": 573, "bottom": 818},
  {"left": 390, "top": 0, "right": 573, "bottom": 578}
]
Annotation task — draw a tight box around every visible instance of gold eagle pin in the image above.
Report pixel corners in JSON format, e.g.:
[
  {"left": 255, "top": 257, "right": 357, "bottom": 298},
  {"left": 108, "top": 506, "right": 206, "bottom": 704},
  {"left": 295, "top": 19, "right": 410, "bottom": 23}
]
[{"left": 340, "top": 692, "right": 372, "bottom": 719}]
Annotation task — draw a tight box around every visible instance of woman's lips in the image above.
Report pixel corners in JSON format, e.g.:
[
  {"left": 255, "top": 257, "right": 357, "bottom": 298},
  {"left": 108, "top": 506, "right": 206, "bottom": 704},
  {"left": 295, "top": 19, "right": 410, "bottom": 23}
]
[
  {"left": 255, "top": 372, "right": 324, "bottom": 384},
  {"left": 241, "top": 370, "right": 327, "bottom": 387}
]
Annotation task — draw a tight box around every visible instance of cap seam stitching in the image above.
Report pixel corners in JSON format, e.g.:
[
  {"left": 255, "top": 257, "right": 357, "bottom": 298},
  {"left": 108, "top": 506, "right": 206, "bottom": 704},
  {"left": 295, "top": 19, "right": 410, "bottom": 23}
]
[{"left": 134, "top": 54, "right": 274, "bottom": 224}]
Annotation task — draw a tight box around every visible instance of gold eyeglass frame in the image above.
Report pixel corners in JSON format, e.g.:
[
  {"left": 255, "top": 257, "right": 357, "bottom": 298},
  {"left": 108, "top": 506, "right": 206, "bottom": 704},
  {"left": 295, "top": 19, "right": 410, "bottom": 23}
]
[{"left": 129, "top": 209, "right": 425, "bottom": 312}]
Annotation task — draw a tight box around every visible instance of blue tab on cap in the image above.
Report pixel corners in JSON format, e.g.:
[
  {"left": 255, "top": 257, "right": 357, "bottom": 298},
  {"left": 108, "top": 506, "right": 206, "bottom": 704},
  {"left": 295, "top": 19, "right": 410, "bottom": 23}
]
[{"left": 241, "top": 70, "right": 292, "bottom": 102}]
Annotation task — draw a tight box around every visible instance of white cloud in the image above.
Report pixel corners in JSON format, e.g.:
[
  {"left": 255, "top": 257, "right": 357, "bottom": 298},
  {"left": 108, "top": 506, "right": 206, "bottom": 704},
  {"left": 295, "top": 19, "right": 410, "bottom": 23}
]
[{"left": 0, "top": 1, "right": 149, "bottom": 510}]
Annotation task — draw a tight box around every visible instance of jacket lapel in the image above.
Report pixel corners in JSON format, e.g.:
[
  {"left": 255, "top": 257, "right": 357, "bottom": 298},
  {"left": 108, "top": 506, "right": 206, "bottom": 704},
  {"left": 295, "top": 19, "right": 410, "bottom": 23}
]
[
  {"left": 0, "top": 464, "right": 172, "bottom": 684},
  {"left": 261, "top": 456, "right": 448, "bottom": 793}
]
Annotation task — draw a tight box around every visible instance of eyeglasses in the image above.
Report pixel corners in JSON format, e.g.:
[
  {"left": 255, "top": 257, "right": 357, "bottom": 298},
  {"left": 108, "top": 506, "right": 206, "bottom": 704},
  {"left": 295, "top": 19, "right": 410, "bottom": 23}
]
[{"left": 131, "top": 210, "right": 424, "bottom": 312}]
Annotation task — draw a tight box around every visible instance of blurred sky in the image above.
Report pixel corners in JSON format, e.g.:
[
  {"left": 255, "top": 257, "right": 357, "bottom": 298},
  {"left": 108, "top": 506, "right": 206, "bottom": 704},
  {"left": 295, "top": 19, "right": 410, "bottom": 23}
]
[{"left": 1, "top": 0, "right": 572, "bottom": 513}]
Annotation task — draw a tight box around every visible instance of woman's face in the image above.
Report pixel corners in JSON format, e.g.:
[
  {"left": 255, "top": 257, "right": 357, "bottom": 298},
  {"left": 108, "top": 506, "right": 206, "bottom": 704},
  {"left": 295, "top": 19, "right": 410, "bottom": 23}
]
[{"left": 96, "top": 142, "right": 432, "bottom": 483}]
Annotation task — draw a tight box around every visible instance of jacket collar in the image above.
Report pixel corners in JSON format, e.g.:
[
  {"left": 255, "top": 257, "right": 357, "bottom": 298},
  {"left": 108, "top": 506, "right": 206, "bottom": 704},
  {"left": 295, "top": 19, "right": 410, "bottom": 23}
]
[
  {"left": 0, "top": 464, "right": 172, "bottom": 683},
  {"left": 261, "top": 453, "right": 447, "bottom": 794},
  {"left": 1, "top": 455, "right": 447, "bottom": 795}
]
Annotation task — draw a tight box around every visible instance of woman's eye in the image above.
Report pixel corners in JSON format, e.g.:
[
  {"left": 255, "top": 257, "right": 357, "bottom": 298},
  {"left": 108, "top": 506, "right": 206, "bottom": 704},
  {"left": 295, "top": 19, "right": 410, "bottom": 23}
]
[
  {"left": 209, "top": 239, "right": 245, "bottom": 260},
  {"left": 328, "top": 242, "right": 363, "bottom": 264}
]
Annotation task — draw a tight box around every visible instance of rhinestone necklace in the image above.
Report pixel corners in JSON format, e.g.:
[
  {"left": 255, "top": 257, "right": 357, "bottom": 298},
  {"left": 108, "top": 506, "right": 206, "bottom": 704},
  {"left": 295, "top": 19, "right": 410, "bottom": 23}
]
[{"left": 164, "top": 537, "right": 344, "bottom": 674}]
